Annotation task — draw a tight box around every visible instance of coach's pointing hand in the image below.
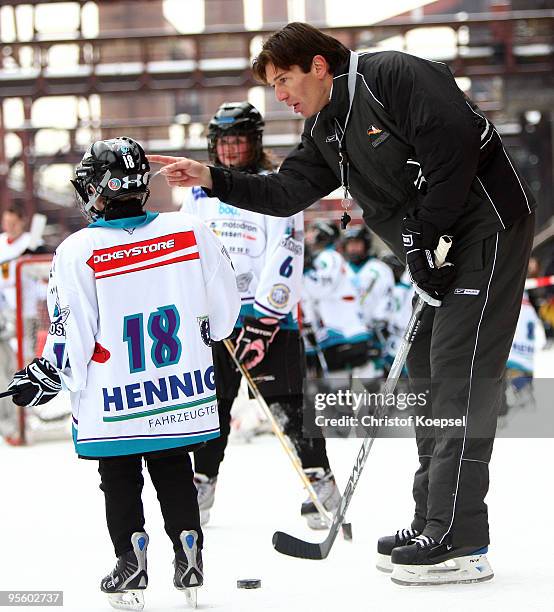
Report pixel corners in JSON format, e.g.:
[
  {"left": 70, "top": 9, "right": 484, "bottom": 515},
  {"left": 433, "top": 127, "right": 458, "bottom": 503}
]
[{"left": 147, "top": 155, "right": 213, "bottom": 190}]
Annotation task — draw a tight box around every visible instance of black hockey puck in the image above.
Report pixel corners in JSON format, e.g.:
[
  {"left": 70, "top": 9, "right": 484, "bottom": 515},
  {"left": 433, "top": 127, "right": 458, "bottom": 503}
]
[{"left": 237, "top": 579, "right": 261, "bottom": 589}]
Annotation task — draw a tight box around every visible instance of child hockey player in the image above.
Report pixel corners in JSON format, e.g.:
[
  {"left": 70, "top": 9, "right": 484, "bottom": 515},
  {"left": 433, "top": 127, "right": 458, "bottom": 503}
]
[
  {"left": 8, "top": 137, "right": 240, "bottom": 610},
  {"left": 177, "top": 102, "right": 339, "bottom": 530},
  {"left": 500, "top": 291, "right": 546, "bottom": 416},
  {"left": 302, "top": 220, "right": 371, "bottom": 375},
  {"left": 342, "top": 225, "right": 394, "bottom": 377}
]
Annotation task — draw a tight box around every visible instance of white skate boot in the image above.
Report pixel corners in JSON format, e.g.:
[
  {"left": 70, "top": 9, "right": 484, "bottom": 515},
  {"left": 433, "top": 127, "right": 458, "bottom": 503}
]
[
  {"left": 300, "top": 468, "right": 340, "bottom": 530},
  {"left": 101, "top": 531, "right": 148, "bottom": 611},
  {"left": 194, "top": 473, "right": 217, "bottom": 526},
  {"left": 174, "top": 530, "right": 203, "bottom": 608},
  {"left": 390, "top": 534, "right": 494, "bottom": 585}
]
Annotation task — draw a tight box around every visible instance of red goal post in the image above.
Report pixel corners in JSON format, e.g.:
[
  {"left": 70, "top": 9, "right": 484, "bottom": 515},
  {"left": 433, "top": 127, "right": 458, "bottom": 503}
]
[{"left": 8, "top": 255, "right": 70, "bottom": 445}]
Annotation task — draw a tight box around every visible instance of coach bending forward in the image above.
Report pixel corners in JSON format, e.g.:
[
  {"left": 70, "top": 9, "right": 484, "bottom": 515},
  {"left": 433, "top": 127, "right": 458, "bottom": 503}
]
[{"left": 150, "top": 22, "right": 535, "bottom": 585}]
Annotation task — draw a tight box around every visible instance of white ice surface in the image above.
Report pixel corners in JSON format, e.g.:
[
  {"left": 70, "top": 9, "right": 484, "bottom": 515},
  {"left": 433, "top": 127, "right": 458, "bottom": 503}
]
[{"left": 1, "top": 348, "right": 553, "bottom": 611}]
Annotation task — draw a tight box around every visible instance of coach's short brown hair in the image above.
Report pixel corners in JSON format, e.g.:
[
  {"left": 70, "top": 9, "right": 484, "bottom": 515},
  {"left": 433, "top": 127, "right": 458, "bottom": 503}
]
[{"left": 252, "top": 22, "right": 350, "bottom": 83}]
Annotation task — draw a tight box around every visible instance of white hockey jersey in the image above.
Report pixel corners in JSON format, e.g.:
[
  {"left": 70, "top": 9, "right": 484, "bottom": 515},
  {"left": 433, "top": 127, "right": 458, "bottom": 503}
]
[
  {"left": 507, "top": 292, "right": 546, "bottom": 374},
  {"left": 348, "top": 257, "right": 395, "bottom": 328},
  {"left": 182, "top": 186, "right": 303, "bottom": 329},
  {"left": 302, "top": 247, "right": 369, "bottom": 349},
  {"left": 42, "top": 211, "right": 240, "bottom": 458}
]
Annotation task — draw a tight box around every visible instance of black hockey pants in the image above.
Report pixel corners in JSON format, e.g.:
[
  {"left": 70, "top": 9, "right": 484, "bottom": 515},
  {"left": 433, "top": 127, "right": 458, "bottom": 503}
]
[
  {"left": 98, "top": 451, "right": 201, "bottom": 557},
  {"left": 194, "top": 329, "right": 330, "bottom": 477},
  {"left": 407, "top": 212, "right": 534, "bottom": 547}
]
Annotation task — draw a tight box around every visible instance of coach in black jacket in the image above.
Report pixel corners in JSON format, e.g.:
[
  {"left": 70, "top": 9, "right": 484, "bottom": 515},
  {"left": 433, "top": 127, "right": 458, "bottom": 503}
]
[{"left": 150, "top": 22, "right": 535, "bottom": 583}]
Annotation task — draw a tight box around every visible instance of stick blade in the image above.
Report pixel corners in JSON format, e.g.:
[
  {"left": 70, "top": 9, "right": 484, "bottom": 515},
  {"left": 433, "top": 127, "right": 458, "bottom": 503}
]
[{"left": 272, "top": 531, "right": 327, "bottom": 560}]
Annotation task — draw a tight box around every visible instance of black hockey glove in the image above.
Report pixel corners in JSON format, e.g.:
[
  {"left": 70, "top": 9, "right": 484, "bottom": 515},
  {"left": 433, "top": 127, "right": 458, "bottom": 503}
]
[
  {"left": 234, "top": 316, "right": 280, "bottom": 370},
  {"left": 401, "top": 215, "right": 455, "bottom": 303},
  {"left": 8, "top": 357, "right": 62, "bottom": 407}
]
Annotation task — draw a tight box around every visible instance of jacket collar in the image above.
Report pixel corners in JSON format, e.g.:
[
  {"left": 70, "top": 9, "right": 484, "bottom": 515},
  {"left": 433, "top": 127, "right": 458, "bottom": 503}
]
[{"left": 325, "top": 58, "right": 351, "bottom": 123}]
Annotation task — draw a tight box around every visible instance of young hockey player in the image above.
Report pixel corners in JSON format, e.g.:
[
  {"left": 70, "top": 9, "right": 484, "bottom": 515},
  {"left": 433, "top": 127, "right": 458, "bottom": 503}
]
[
  {"left": 8, "top": 137, "right": 240, "bottom": 610},
  {"left": 180, "top": 102, "right": 339, "bottom": 529},
  {"left": 500, "top": 291, "right": 547, "bottom": 416},
  {"left": 342, "top": 225, "right": 394, "bottom": 376},
  {"left": 302, "top": 219, "right": 372, "bottom": 375},
  {"left": 381, "top": 253, "right": 414, "bottom": 372}
]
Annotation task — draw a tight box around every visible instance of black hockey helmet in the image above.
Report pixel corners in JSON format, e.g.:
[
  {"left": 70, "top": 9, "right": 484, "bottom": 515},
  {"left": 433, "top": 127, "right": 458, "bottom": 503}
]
[
  {"left": 71, "top": 136, "right": 150, "bottom": 221},
  {"left": 207, "top": 101, "right": 264, "bottom": 171},
  {"left": 307, "top": 219, "right": 340, "bottom": 251},
  {"left": 342, "top": 224, "right": 372, "bottom": 265}
]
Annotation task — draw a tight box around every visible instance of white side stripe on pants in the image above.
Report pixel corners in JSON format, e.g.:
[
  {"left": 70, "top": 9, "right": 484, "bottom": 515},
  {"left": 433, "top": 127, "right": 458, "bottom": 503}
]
[{"left": 439, "top": 232, "right": 499, "bottom": 544}]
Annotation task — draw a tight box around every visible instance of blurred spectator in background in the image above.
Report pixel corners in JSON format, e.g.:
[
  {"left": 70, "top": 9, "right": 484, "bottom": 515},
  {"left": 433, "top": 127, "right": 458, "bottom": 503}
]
[
  {"left": 0, "top": 206, "right": 46, "bottom": 437},
  {"left": 539, "top": 247, "right": 554, "bottom": 336}
]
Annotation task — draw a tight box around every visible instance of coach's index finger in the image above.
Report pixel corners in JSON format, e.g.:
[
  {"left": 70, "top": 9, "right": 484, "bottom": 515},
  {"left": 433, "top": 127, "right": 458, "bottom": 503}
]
[{"left": 147, "top": 154, "right": 183, "bottom": 165}]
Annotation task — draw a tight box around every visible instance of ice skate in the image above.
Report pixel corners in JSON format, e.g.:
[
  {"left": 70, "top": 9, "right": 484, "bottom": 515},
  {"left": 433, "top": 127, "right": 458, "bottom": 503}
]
[
  {"left": 101, "top": 532, "right": 148, "bottom": 611},
  {"left": 174, "top": 530, "right": 203, "bottom": 608},
  {"left": 194, "top": 473, "right": 217, "bottom": 526},
  {"left": 300, "top": 468, "right": 340, "bottom": 530},
  {"left": 390, "top": 534, "right": 494, "bottom": 586},
  {"left": 376, "top": 528, "right": 420, "bottom": 573}
]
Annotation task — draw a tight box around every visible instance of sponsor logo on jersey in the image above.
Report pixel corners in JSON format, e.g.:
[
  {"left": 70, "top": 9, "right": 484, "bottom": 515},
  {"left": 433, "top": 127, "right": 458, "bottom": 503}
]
[
  {"left": 367, "top": 125, "right": 382, "bottom": 135},
  {"left": 218, "top": 203, "right": 240, "bottom": 216},
  {"left": 108, "top": 178, "right": 122, "bottom": 191},
  {"left": 268, "top": 283, "right": 290, "bottom": 308},
  {"left": 49, "top": 306, "right": 70, "bottom": 336},
  {"left": 280, "top": 236, "right": 303, "bottom": 256},
  {"left": 87, "top": 231, "right": 199, "bottom": 279},
  {"left": 102, "top": 366, "right": 216, "bottom": 416},
  {"left": 197, "top": 315, "right": 211, "bottom": 347},
  {"left": 454, "top": 288, "right": 480, "bottom": 295},
  {"left": 236, "top": 271, "right": 253, "bottom": 292}
]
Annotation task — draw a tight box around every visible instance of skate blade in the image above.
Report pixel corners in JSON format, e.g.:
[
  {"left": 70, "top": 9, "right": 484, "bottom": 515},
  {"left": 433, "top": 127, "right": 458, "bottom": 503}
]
[
  {"left": 184, "top": 587, "right": 198, "bottom": 608},
  {"left": 376, "top": 552, "right": 393, "bottom": 573},
  {"left": 107, "top": 590, "right": 145, "bottom": 611},
  {"left": 391, "top": 553, "right": 494, "bottom": 586},
  {"left": 200, "top": 509, "right": 210, "bottom": 526}
]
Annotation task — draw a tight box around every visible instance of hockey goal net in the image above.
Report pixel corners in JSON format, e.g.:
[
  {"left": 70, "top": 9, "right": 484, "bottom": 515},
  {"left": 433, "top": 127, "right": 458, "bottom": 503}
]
[{"left": 0, "top": 255, "right": 71, "bottom": 445}]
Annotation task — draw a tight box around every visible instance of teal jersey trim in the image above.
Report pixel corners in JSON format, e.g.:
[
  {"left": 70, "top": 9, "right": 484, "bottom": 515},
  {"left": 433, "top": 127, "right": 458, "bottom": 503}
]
[
  {"left": 88, "top": 211, "right": 159, "bottom": 229},
  {"left": 319, "top": 330, "right": 370, "bottom": 349},
  {"left": 72, "top": 425, "right": 219, "bottom": 458},
  {"left": 506, "top": 359, "right": 531, "bottom": 374},
  {"left": 347, "top": 257, "right": 371, "bottom": 274}
]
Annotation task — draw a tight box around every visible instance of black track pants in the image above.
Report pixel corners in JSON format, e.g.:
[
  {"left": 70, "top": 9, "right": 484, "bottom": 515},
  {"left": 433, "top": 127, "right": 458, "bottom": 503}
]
[
  {"left": 407, "top": 213, "right": 534, "bottom": 547},
  {"left": 193, "top": 330, "right": 330, "bottom": 477},
  {"left": 98, "top": 452, "right": 201, "bottom": 557}
]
